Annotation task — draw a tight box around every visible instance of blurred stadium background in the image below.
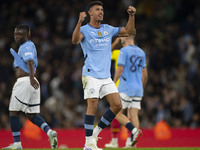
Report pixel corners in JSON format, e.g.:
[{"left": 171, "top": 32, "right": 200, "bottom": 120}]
[{"left": 0, "top": 0, "right": 200, "bottom": 148}]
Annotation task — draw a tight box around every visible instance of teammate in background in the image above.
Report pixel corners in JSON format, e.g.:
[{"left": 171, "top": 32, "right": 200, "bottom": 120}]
[
  {"left": 2, "top": 25, "right": 58, "bottom": 149},
  {"left": 106, "top": 33, "right": 148, "bottom": 148},
  {"left": 114, "top": 31, "right": 148, "bottom": 147},
  {"left": 72, "top": 1, "right": 138, "bottom": 150}
]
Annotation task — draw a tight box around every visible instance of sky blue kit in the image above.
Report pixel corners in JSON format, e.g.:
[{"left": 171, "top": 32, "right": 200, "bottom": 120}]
[
  {"left": 10, "top": 40, "right": 38, "bottom": 73},
  {"left": 117, "top": 45, "right": 146, "bottom": 97},
  {"left": 80, "top": 24, "right": 121, "bottom": 79}
]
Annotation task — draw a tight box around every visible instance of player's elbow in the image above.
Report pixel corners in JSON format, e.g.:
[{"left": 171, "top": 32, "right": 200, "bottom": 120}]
[
  {"left": 72, "top": 39, "right": 79, "bottom": 44},
  {"left": 127, "top": 30, "right": 135, "bottom": 36},
  {"left": 124, "top": 28, "right": 135, "bottom": 36},
  {"left": 72, "top": 41, "right": 78, "bottom": 44}
]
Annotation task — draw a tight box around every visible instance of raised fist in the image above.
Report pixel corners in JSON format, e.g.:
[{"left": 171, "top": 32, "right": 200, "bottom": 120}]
[
  {"left": 127, "top": 6, "right": 136, "bottom": 16},
  {"left": 79, "top": 12, "right": 87, "bottom": 23}
]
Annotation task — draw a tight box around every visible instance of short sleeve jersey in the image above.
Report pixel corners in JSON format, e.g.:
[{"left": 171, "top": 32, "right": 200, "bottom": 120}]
[
  {"left": 117, "top": 45, "right": 146, "bottom": 97},
  {"left": 80, "top": 24, "right": 121, "bottom": 79},
  {"left": 13, "top": 40, "right": 38, "bottom": 73}
]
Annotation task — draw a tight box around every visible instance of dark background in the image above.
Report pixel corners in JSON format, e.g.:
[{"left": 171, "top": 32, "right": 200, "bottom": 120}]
[{"left": 0, "top": 0, "right": 200, "bottom": 129}]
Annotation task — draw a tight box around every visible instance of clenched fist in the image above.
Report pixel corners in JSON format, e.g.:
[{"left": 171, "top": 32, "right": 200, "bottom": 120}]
[
  {"left": 127, "top": 6, "right": 136, "bottom": 16},
  {"left": 78, "top": 12, "right": 87, "bottom": 23}
]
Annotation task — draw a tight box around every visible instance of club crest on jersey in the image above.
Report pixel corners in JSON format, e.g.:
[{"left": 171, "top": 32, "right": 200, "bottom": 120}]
[
  {"left": 104, "top": 31, "right": 108, "bottom": 35},
  {"left": 97, "top": 32, "right": 102, "bottom": 37}
]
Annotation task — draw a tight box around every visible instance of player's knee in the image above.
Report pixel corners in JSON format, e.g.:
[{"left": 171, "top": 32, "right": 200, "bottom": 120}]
[
  {"left": 26, "top": 113, "right": 37, "bottom": 121},
  {"left": 87, "top": 99, "right": 99, "bottom": 114},
  {"left": 116, "top": 102, "right": 122, "bottom": 112},
  {"left": 111, "top": 101, "right": 122, "bottom": 113},
  {"left": 88, "top": 99, "right": 98, "bottom": 108},
  {"left": 9, "top": 111, "right": 20, "bottom": 116}
]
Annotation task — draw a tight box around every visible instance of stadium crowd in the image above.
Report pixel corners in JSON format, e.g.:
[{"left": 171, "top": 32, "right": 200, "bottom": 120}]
[{"left": 0, "top": 0, "right": 200, "bottom": 129}]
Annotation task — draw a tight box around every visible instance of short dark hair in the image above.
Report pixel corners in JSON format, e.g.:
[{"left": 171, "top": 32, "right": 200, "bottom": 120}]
[
  {"left": 16, "top": 24, "right": 31, "bottom": 38},
  {"left": 88, "top": 1, "right": 103, "bottom": 10}
]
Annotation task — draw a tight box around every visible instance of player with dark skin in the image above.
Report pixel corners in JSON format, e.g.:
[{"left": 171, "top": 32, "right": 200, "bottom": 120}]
[
  {"left": 3, "top": 25, "right": 57, "bottom": 149},
  {"left": 11, "top": 27, "right": 39, "bottom": 120}
]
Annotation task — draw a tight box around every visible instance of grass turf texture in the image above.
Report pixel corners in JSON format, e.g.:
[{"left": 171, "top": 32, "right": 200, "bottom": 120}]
[{"left": 21, "top": 148, "right": 200, "bottom": 150}]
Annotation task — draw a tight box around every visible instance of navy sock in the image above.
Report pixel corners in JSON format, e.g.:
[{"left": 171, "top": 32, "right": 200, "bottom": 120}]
[
  {"left": 98, "top": 109, "right": 116, "bottom": 129},
  {"left": 125, "top": 122, "right": 135, "bottom": 140},
  {"left": 10, "top": 116, "right": 21, "bottom": 142},
  {"left": 84, "top": 115, "right": 94, "bottom": 136},
  {"left": 30, "top": 115, "right": 50, "bottom": 133},
  {"left": 125, "top": 122, "right": 134, "bottom": 131}
]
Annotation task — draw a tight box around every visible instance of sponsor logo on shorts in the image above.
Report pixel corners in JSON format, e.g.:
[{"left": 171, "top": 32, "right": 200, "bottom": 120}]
[{"left": 89, "top": 88, "right": 95, "bottom": 94}]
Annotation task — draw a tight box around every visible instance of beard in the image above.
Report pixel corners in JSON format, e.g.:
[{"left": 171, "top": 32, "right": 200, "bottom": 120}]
[
  {"left": 96, "top": 16, "right": 103, "bottom": 23},
  {"left": 97, "top": 19, "right": 103, "bottom": 23},
  {"left": 96, "top": 15, "right": 103, "bottom": 23}
]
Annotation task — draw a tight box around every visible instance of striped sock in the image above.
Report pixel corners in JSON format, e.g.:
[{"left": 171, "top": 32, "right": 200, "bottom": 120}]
[
  {"left": 31, "top": 115, "right": 50, "bottom": 133},
  {"left": 84, "top": 115, "right": 95, "bottom": 137},
  {"left": 93, "top": 109, "right": 116, "bottom": 137}
]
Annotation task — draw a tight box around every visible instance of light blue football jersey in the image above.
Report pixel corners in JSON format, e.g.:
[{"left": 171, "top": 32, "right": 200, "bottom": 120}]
[
  {"left": 117, "top": 45, "right": 146, "bottom": 97},
  {"left": 11, "top": 40, "right": 38, "bottom": 73},
  {"left": 80, "top": 24, "right": 121, "bottom": 79}
]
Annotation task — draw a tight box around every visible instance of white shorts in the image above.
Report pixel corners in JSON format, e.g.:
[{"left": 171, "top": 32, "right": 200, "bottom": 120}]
[
  {"left": 9, "top": 77, "right": 40, "bottom": 113},
  {"left": 82, "top": 76, "right": 118, "bottom": 99},
  {"left": 119, "top": 93, "right": 142, "bottom": 109}
]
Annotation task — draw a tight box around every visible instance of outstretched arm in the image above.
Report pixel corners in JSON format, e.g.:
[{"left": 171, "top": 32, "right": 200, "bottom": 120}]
[
  {"left": 118, "top": 6, "right": 136, "bottom": 37},
  {"left": 72, "top": 12, "right": 87, "bottom": 44}
]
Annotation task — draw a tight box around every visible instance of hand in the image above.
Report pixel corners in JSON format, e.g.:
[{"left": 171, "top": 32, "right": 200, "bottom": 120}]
[
  {"left": 78, "top": 12, "right": 87, "bottom": 23},
  {"left": 115, "top": 37, "right": 121, "bottom": 44},
  {"left": 127, "top": 6, "right": 136, "bottom": 16},
  {"left": 30, "top": 78, "right": 39, "bottom": 89}
]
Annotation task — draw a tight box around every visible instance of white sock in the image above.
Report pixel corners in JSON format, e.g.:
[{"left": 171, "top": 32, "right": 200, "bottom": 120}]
[
  {"left": 47, "top": 129, "right": 52, "bottom": 136},
  {"left": 93, "top": 125, "right": 102, "bottom": 137},
  {"left": 85, "top": 136, "right": 93, "bottom": 145},
  {"left": 14, "top": 142, "right": 21, "bottom": 145},
  {"left": 125, "top": 137, "right": 131, "bottom": 146},
  {"left": 111, "top": 138, "right": 118, "bottom": 144},
  {"left": 132, "top": 127, "right": 138, "bottom": 134},
  {"left": 126, "top": 137, "right": 131, "bottom": 141}
]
